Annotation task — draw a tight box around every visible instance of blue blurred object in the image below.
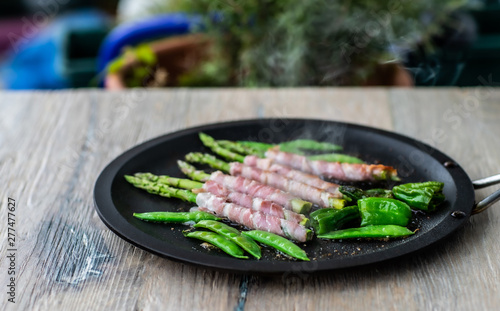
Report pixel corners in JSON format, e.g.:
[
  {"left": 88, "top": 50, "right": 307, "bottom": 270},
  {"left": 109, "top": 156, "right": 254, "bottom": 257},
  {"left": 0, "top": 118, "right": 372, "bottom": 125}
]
[
  {"left": 0, "top": 9, "right": 111, "bottom": 89},
  {"left": 96, "top": 13, "right": 202, "bottom": 79}
]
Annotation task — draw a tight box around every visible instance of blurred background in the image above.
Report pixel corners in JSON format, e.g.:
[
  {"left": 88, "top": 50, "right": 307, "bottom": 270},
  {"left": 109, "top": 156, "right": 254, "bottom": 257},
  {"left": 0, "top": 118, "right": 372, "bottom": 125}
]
[{"left": 1, "top": 0, "right": 500, "bottom": 89}]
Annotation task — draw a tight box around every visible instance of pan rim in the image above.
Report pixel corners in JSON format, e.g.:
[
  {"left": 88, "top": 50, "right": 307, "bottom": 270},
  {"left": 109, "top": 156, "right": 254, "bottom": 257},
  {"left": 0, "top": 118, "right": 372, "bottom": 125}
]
[{"left": 94, "top": 118, "right": 475, "bottom": 274}]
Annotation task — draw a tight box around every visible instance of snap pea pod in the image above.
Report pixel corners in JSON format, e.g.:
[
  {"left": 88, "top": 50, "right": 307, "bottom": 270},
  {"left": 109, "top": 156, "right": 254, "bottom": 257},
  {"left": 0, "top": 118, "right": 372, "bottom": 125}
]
[
  {"left": 242, "top": 230, "right": 309, "bottom": 261},
  {"left": 310, "top": 206, "right": 360, "bottom": 235},
  {"left": 184, "top": 231, "right": 248, "bottom": 259},
  {"left": 194, "top": 220, "right": 262, "bottom": 259},
  {"left": 358, "top": 197, "right": 412, "bottom": 227},
  {"left": 392, "top": 181, "right": 445, "bottom": 212},
  {"left": 317, "top": 225, "right": 415, "bottom": 239},
  {"left": 133, "top": 211, "right": 220, "bottom": 223}
]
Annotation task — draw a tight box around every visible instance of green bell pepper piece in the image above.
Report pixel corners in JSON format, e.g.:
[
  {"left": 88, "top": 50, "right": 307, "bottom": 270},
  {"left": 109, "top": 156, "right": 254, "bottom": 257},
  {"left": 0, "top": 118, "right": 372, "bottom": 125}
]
[
  {"left": 392, "top": 181, "right": 445, "bottom": 212},
  {"left": 339, "top": 186, "right": 393, "bottom": 202},
  {"left": 310, "top": 206, "right": 360, "bottom": 235},
  {"left": 358, "top": 197, "right": 412, "bottom": 227}
]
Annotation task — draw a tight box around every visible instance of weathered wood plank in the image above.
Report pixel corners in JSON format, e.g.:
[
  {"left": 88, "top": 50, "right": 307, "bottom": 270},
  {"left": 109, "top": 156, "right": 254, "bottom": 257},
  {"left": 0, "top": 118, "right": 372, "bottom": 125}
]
[{"left": 1, "top": 88, "right": 499, "bottom": 311}]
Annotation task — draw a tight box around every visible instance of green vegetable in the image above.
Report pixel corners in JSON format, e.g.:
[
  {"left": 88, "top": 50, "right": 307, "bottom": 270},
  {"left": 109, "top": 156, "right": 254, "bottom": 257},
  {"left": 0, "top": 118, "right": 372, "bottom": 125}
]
[
  {"left": 199, "top": 133, "right": 246, "bottom": 162},
  {"left": 185, "top": 152, "right": 231, "bottom": 172},
  {"left": 242, "top": 230, "right": 309, "bottom": 261},
  {"left": 125, "top": 175, "right": 198, "bottom": 203},
  {"left": 289, "top": 198, "right": 313, "bottom": 215},
  {"left": 339, "top": 186, "right": 393, "bottom": 202},
  {"left": 177, "top": 160, "right": 211, "bottom": 182},
  {"left": 279, "top": 139, "right": 342, "bottom": 154},
  {"left": 238, "top": 141, "right": 273, "bottom": 157},
  {"left": 184, "top": 231, "right": 248, "bottom": 259},
  {"left": 133, "top": 211, "right": 220, "bottom": 223},
  {"left": 218, "top": 140, "right": 261, "bottom": 157},
  {"left": 310, "top": 206, "right": 360, "bottom": 235},
  {"left": 135, "top": 172, "right": 203, "bottom": 190},
  {"left": 185, "top": 151, "right": 345, "bottom": 212},
  {"left": 358, "top": 197, "right": 412, "bottom": 227},
  {"left": 194, "top": 220, "right": 262, "bottom": 259},
  {"left": 307, "top": 153, "right": 364, "bottom": 164},
  {"left": 392, "top": 181, "right": 445, "bottom": 212},
  {"left": 317, "top": 225, "right": 415, "bottom": 239}
]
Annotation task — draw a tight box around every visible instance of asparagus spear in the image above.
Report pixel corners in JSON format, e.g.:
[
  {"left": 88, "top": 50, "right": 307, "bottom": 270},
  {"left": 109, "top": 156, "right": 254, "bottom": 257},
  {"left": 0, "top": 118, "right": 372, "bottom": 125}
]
[
  {"left": 279, "top": 139, "right": 342, "bottom": 154},
  {"left": 126, "top": 175, "right": 310, "bottom": 242},
  {"left": 178, "top": 160, "right": 312, "bottom": 214},
  {"left": 134, "top": 172, "right": 310, "bottom": 225},
  {"left": 218, "top": 140, "right": 261, "bottom": 157},
  {"left": 177, "top": 160, "right": 211, "bottom": 182},
  {"left": 307, "top": 153, "right": 365, "bottom": 164},
  {"left": 124, "top": 175, "right": 198, "bottom": 203},
  {"left": 201, "top": 132, "right": 364, "bottom": 164},
  {"left": 135, "top": 172, "right": 203, "bottom": 189},
  {"left": 238, "top": 141, "right": 273, "bottom": 157},
  {"left": 199, "top": 133, "right": 245, "bottom": 162},
  {"left": 185, "top": 152, "right": 230, "bottom": 172}
]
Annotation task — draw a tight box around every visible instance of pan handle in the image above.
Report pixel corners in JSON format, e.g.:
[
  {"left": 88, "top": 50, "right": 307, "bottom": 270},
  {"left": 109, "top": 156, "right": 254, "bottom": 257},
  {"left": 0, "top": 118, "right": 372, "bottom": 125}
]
[{"left": 472, "top": 174, "right": 500, "bottom": 214}]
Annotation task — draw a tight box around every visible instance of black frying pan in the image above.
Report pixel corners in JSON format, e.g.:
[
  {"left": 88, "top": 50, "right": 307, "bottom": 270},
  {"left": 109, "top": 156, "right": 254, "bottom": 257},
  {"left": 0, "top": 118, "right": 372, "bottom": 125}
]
[{"left": 94, "top": 118, "right": 500, "bottom": 274}]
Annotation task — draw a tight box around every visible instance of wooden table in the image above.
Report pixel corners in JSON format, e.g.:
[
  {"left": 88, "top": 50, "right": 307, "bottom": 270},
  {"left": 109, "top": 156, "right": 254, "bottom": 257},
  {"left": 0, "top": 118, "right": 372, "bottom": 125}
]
[{"left": 1, "top": 88, "right": 500, "bottom": 310}]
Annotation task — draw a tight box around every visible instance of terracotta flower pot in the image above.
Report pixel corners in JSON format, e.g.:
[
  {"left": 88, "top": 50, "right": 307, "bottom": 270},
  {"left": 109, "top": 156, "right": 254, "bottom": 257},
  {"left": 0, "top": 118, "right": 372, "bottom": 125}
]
[{"left": 105, "top": 34, "right": 210, "bottom": 89}]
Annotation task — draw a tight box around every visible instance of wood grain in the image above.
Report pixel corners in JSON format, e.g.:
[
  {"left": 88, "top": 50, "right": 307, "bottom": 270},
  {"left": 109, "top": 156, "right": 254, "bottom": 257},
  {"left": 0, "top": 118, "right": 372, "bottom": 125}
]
[{"left": 1, "top": 88, "right": 499, "bottom": 311}]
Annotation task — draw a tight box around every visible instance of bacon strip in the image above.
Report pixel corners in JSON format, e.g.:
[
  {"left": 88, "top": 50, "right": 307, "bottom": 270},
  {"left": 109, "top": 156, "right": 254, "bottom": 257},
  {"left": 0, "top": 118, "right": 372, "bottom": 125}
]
[
  {"left": 243, "top": 155, "right": 342, "bottom": 197},
  {"left": 201, "top": 180, "right": 307, "bottom": 224},
  {"left": 208, "top": 171, "right": 311, "bottom": 214},
  {"left": 229, "top": 162, "right": 341, "bottom": 208},
  {"left": 196, "top": 192, "right": 311, "bottom": 242},
  {"left": 265, "top": 147, "right": 398, "bottom": 182}
]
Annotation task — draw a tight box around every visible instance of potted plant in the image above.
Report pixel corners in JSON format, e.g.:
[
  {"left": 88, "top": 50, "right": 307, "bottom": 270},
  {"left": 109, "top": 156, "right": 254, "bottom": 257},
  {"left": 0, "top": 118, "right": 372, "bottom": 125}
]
[{"left": 106, "top": 0, "right": 470, "bottom": 87}]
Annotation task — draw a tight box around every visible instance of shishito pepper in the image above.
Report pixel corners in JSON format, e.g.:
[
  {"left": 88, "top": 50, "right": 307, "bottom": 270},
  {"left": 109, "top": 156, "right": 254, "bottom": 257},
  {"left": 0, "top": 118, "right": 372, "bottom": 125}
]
[
  {"left": 339, "top": 185, "right": 393, "bottom": 203},
  {"left": 318, "top": 225, "right": 414, "bottom": 239},
  {"left": 392, "top": 181, "right": 445, "bottom": 212},
  {"left": 358, "top": 197, "right": 412, "bottom": 227},
  {"left": 310, "top": 206, "right": 360, "bottom": 235}
]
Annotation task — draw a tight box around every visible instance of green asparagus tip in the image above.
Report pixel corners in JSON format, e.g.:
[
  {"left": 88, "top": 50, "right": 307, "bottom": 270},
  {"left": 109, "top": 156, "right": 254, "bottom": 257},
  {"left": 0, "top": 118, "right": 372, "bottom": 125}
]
[
  {"left": 185, "top": 152, "right": 204, "bottom": 163},
  {"left": 124, "top": 175, "right": 137, "bottom": 183},
  {"left": 199, "top": 132, "right": 215, "bottom": 146}
]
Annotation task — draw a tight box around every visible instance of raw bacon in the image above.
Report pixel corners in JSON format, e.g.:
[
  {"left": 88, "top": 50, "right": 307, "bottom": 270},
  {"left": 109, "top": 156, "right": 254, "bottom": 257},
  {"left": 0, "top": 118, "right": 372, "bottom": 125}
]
[
  {"left": 196, "top": 192, "right": 311, "bottom": 242},
  {"left": 229, "top": 162, "right": 342, "bottom": 208},
  {"left": 201, "top": 180, "right": 307, "bottom": 224},
  {"left": 208, "top": 171, "right": 311, "bottom": 214},
  {"left": 243, "top": 155, "right": 342, "bottom": 196}
]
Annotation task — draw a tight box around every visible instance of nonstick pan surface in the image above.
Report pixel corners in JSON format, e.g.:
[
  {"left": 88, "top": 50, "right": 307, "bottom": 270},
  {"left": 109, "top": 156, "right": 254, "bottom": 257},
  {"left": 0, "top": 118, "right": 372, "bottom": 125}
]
[{"left": 94, "top": 119, "right": 475, "bottom": 274}]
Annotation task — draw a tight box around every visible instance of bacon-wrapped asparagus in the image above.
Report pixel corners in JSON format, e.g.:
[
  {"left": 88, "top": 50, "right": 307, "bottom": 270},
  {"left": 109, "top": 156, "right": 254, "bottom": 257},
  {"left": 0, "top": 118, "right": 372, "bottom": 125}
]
[
  {"left": 265, "top": 147, "right": 399, "bottom": 182},
  {"left": 178, "top": 161, "right": 312, "bottom": 214},
  {"left": 135, "top": 172, "right": 308, "bottom": 225},
  {"left": 185, "top": 153, "right": 346, "bottom": 209},
  {"left": 124, "top": 175, "right": 311, "bottom": 241},
  {"left": 196, "top": 192, "right": 312, "bottom": 242},
  {"left": 200, "top": 133, "right": 395, "bottom": 181},
  {"left": 200, "top": 180, "right": 308, "bottom": 225},
  {"left": 242, "top": 155, "right": 341, "bottom": 195},
  {"left": 202, "top": 134, "right": 344, "bottom": 195}
]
